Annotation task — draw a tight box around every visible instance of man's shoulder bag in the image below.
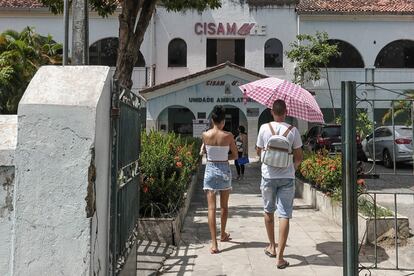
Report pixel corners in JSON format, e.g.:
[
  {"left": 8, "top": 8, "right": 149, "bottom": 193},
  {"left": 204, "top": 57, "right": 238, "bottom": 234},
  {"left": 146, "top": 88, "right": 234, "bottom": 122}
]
[{"left": 261, "top": 123, "right": 294, "bottom": 168}]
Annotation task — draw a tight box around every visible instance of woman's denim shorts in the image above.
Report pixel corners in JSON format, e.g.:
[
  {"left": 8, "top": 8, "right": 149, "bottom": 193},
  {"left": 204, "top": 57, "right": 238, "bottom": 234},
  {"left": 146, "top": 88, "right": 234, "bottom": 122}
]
[{"left": 203, "top": 162, "right": 232, "bottom": 192}]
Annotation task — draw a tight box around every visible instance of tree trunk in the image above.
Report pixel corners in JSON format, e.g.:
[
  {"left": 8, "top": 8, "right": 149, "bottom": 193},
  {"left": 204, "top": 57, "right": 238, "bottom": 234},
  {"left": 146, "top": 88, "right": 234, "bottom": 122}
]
[
  {"left": 115, "top": 0, "right": 156, "bottom": 89},
  {"left": 325, "top": 66, "right": 336, "bottom": 122},
  {"left": 72, "top": 0, "right": 89, "bottom": 64}
]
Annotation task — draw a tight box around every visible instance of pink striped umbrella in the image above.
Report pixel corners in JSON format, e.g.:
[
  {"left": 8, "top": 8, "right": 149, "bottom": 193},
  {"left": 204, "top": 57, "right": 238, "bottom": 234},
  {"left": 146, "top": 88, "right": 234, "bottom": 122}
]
[{"left": 239, "top": 77, "right": 324, "bottom": 123}]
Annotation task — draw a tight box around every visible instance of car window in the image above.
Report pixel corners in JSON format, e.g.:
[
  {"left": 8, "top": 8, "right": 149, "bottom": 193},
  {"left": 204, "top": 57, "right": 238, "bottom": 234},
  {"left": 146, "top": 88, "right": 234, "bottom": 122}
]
[
  {"left": 397, "top": 127, "right": 413, "bottom": 137},
  {"left": 321, "top": 126, "right": 341, "bottom": 138},
  {"left": 374, "top": 128, "right": 384, "bottom": 137},
  {"left": 383, "top": 129, "right": 392, "bottom": 137}
]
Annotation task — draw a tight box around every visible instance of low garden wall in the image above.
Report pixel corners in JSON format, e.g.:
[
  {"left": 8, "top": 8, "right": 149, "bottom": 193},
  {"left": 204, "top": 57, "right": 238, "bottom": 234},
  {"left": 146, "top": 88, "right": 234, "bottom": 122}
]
[
  {"left": 137, "top": 131, "right": 202, "bottom": 245},
  {"left": 138, "top": 163, "right": 201, "bottom": 245},
  {"left": 296, "top": 150, "right": 410, "bottom": 244},
  {"left": 296, "top": 178, "right": 410, "bottom": 243}
]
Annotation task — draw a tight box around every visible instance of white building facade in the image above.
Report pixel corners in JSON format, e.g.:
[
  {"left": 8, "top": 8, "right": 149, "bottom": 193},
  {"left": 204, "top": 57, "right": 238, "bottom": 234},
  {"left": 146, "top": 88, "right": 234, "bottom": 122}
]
[{"left": 1, "top": 0, "right": 414, "bottom": 154}]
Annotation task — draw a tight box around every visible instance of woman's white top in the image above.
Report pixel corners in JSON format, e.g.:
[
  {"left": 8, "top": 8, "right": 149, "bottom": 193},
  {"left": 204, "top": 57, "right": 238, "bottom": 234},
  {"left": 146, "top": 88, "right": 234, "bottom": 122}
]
[{"left": 205, "top": 145, "right": 229, "bottom": 161}]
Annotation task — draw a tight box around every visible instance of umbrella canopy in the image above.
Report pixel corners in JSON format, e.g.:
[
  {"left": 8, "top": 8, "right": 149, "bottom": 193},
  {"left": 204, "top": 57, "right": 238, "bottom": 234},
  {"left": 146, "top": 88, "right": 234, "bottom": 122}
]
[{"left": 239, "top": 77, "right": 324, "bottom": 123}]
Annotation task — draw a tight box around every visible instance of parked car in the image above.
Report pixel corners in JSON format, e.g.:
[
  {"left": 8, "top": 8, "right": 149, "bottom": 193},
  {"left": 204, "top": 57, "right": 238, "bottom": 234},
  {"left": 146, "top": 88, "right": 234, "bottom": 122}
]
[
  {"left": 362, "top": 125, "right": 413, "bottom": 168},
  {"left": 304, "top": 124, "right": 367, "bottom": 161}
]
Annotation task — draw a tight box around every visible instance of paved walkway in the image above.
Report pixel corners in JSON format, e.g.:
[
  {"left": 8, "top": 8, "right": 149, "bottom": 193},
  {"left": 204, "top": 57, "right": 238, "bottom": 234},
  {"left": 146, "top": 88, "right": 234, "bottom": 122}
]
[{"left": 158, "top": 161, "right": 413, "bottom": 276}]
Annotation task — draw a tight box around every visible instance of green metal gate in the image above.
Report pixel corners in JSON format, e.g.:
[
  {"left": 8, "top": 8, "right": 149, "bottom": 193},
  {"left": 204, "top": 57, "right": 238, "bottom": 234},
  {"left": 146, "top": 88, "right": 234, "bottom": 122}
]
[
  {"left": 110, "top": 80, "right": 145, "bottom": 275},
  {"left": 342, "top": 81, "right": 414, "bottom": 276}
]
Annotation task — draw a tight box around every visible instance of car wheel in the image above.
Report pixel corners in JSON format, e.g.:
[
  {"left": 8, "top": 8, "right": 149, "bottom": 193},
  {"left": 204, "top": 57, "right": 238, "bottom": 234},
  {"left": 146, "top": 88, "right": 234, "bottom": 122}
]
[{"left": 383, "top": 149, "right": 393, "bottom": 168}]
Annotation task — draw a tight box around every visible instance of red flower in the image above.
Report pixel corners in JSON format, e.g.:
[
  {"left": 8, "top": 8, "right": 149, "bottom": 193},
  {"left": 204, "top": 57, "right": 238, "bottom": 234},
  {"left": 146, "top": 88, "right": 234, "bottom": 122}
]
[
  {"left": 142, "top": 185, "right": 149, "bottom": 193},
  {"left": 357, "top": 179, "right": 365, "bottom": 186},
  {"left": 174, "top": 156, "right": 180, "bottom": 161},
  {"left": 176, "top": 161, "right": 183, "bottom": 168}
]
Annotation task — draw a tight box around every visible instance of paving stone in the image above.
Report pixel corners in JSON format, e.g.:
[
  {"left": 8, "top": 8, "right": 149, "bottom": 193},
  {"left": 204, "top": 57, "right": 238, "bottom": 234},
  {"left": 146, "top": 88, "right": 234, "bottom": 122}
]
[{"left": 150, "top": 162, "right": 412, "bottom": 275}]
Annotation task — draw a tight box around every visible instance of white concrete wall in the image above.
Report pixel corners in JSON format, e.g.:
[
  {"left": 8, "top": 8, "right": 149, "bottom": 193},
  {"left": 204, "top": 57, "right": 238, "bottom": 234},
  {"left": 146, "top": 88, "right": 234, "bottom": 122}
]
[
  {"left": 12, "top": 66, "right": 111, "bottom": 275},
  {"left": 300, "top": 15, "right": 414, "bottom": 109},
  {"left": 155, "top": 2, "right": 297, "bottom": 84},
  {"left": 0, "top": 116, "right": 17, "bottom": 166},
  {"left": 0, "top": 115, "right": 17, "bottom": 276}
]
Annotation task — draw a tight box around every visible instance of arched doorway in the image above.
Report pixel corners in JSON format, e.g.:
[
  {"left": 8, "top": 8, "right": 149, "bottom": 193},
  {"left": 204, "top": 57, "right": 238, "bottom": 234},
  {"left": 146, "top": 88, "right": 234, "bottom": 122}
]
[
  {"left": 375, "top": 39, "right": 414, "bottom": 68},
  {"left": 258, "top": 109, "right": 298, "bottom": 131},
  {"left": 157, "top": 105, "right": 195, "bottom": 136},
  {"left": 208, "top": 105, "right": 248, "bottom": 136},
  {"left": 326, "top": 39, "right": 364, "bottom": 68}
]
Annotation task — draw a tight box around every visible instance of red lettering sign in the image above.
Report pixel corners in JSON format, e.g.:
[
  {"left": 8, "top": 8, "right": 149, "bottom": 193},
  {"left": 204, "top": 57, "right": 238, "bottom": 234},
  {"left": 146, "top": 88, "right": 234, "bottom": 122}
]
[{"left": 194, "top": 22, "right": 265, "bottom": 36}]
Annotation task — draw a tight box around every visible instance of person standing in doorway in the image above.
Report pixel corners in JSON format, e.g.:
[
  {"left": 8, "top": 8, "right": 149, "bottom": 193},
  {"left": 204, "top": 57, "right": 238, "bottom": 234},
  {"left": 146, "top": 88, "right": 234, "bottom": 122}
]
[
  {"left": 200, "top": 105, "right": 238, "bottom": 254},
  {"left": 256, "top": 100, "right": 303, "bottom": 269},
  {"left": 234, "top": 125, "right": 248, "bottom": 180}
]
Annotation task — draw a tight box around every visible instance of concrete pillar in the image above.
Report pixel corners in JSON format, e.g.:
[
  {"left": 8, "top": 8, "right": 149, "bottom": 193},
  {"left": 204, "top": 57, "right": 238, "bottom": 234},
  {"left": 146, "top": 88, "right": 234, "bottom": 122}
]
[
  {"left": 12, "top": 66, "right": 111, "bottom": 275},
  {"left": 0, "top": 115, "right": 17, "bottom": 276},
  {"left": 247, "top": 118, "right": 259, "bottom": 159}
]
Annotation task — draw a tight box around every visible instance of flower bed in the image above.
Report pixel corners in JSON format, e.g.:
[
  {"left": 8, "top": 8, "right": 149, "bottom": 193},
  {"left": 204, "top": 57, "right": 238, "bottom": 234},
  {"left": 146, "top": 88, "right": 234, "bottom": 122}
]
[
  {"left": 296, "top": 150, "right": 409, "bottom": 243},
  {"left": 138, "top": 131, "right": 202, "bottom": 245}
]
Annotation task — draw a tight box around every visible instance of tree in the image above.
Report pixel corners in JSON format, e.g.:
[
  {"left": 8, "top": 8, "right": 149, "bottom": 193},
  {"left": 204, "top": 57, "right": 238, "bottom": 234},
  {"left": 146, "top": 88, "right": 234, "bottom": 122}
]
[
  {"left": 0, "top": 27, "right": 62, "bottom": 113},
  {"left": 382, "top": 90, "right": 414, "bottom": 126},
  {"left": 286, "top": 32, "right": 340, "bottom": 121},
  {"left": 40, "top": 0, "right": 222, "bottom": 89}
]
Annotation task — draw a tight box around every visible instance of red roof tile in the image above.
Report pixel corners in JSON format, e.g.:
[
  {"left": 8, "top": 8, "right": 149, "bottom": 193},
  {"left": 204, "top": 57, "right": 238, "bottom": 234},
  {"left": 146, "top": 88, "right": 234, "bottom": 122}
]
[
  {"left": 297, "top": 0, "right": 414, "bottom": 15},
  {"left": 0, "top": 0, "right": 44, "bottom": 9}
]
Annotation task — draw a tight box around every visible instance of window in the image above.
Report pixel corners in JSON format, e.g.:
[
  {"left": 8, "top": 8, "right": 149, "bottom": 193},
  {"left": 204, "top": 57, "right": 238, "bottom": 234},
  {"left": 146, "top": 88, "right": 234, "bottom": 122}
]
[
  {"left": 375, "top": 40, "right": 414, "bottom": 68},
  {"left": 327, "top": 40, "right": 364, "bottom": 68},
  {"left": 264, "top": 38, "right": 283, "bottom": 68},
  {"left": 206, "top": 39, "right": 245, "bottom": 67},
  {"left": 89, "top": 37, "right": 145, "bottom": 67},
  {"left": 168, "top": 38, "right": 187, "bottom": 67}
]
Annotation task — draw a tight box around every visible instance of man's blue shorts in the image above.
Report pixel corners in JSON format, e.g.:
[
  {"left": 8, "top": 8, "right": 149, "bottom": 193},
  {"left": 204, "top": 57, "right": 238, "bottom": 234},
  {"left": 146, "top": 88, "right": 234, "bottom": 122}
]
[{"left": 260, "top": 178, "right": 295, "bottom": 219}]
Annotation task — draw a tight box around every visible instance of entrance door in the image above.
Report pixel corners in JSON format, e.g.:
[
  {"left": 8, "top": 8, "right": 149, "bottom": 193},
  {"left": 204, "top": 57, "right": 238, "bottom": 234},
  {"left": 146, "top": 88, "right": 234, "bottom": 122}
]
[{"left": 223, "top": 107, "right": 240, "bottom": 135}]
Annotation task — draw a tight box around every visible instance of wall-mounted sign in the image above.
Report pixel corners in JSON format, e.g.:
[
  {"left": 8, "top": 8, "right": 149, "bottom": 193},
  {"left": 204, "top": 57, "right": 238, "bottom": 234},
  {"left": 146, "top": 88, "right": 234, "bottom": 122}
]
[
  {"left": 205, "top": 80, "right": 241, "bottom": 86},
  {"left": 188, "top": 97, "right": 254, "bottom": 103},
  {"left": 247, "top": 108, "right": 260, "bottom": 117},
  {"left": 193, "top": 119, "right": 210, "bottom": 138},
  {"left": 195, "top": 22, "right": 266, "bottom": 36}
]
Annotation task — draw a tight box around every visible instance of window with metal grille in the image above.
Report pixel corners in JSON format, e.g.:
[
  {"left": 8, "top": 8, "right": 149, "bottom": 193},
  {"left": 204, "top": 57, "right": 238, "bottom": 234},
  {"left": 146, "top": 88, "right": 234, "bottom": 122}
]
[{"left": 168, "top": 38, "right": 187, "bottom": 67}]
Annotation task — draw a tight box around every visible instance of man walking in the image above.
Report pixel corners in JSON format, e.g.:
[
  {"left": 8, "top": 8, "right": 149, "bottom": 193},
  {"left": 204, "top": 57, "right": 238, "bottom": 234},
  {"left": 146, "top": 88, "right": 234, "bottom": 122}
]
[{"left": 256, "top": 100, "right": 303, "bottom": 269}]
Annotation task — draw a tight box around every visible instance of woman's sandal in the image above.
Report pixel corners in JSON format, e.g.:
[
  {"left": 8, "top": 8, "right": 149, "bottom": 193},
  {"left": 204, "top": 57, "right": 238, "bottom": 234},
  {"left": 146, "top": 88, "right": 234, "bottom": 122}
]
[
  {"left": 276, "top": 260, "right": 290, "bottom": 269},
  {"left": 220, "top": 232, "right": 232, "bottom": 242},
  {"left": 210, "top": 248, "right": 220, "bottom": 254}
]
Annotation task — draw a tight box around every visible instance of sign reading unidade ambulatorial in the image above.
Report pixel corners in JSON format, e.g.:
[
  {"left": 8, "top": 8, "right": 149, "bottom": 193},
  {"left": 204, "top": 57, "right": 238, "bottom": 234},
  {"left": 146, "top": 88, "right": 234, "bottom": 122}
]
[
  {"left": 188, "top": 97, "right": 254, "bottom": 103},
  {"left": 194, "top": 22, "right": 266, "bottom": 36}
]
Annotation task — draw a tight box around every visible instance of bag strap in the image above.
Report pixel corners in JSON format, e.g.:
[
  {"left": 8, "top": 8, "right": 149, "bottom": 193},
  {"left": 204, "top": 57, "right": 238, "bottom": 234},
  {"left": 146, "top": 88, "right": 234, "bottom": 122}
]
[
  {"left": 282, "top": 125, "right": 294, "bottom": 137},
  {"left": 268, "top": 122, "right": 276, "bottom": 136},
  {"left": 269, "top": 122, "right": 294, "bottom": 137}
]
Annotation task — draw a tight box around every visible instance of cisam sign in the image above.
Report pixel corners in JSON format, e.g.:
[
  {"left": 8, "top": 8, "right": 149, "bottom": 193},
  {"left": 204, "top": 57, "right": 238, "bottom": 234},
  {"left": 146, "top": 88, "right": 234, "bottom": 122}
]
[{"left": 194, "top": 22, "right": 266, "bottom": 36}]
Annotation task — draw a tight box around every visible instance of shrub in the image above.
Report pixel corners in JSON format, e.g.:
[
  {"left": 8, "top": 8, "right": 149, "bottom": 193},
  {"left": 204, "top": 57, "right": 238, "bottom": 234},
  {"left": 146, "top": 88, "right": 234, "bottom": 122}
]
[
  {"left": 299, "top": 150, "right": 393, "bottom": 217},
  {"left": 139, "top": 131, "right": 201, "bottom": 218},
  {"left": 299, "top": 149, "right": 342, "bottom": 193}
]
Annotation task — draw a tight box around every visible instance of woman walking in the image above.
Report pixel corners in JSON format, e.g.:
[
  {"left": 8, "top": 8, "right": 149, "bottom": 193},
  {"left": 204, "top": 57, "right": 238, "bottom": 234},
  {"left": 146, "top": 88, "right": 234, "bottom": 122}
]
[
  {"left": 234, "top": 125, "right": 248, "bottom": 180},
  {"left": 200, "top": 105, "right": 238, "bottom": 254}
]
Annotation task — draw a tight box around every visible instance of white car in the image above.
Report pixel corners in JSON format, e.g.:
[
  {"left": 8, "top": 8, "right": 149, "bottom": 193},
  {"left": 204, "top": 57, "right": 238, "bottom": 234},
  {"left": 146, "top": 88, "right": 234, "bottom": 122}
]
[{"left": 362, "top": 125, "right": 413, "bottom": 168}]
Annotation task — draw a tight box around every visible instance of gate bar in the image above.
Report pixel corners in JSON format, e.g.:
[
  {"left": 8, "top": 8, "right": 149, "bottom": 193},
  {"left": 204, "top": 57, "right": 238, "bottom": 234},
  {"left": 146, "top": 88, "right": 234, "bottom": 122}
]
[
  {"left": 394, "top": 194, "right": 399, "bottom": 269},
  {"left": 341, "top": 81, "right": 359, "bottom": 276}
]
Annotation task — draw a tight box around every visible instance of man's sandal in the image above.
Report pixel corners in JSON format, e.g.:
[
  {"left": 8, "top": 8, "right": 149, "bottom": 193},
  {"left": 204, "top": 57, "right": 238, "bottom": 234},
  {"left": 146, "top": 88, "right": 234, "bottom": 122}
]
[
  {"left": 277, "top": 260, "right": 290, "bottom": 269},
  {"left": 264, "top": 249, "right": 276, "bottom": 258}
]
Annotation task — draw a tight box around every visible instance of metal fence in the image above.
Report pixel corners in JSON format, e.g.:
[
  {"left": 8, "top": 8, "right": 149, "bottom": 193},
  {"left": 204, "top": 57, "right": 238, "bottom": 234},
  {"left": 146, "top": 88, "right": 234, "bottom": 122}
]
[
  {"left": 342, "top": 81, "right": 414, "bottom": 276},
  {"left": 110, "top": 80, "right": 145, "bottom": 275}
]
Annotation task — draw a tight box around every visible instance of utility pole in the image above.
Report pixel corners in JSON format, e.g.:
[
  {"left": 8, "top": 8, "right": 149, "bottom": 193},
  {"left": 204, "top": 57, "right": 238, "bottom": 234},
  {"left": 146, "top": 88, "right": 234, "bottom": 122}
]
[{"left": 71, "top": 0, "right": 89, "bottom": 65}]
